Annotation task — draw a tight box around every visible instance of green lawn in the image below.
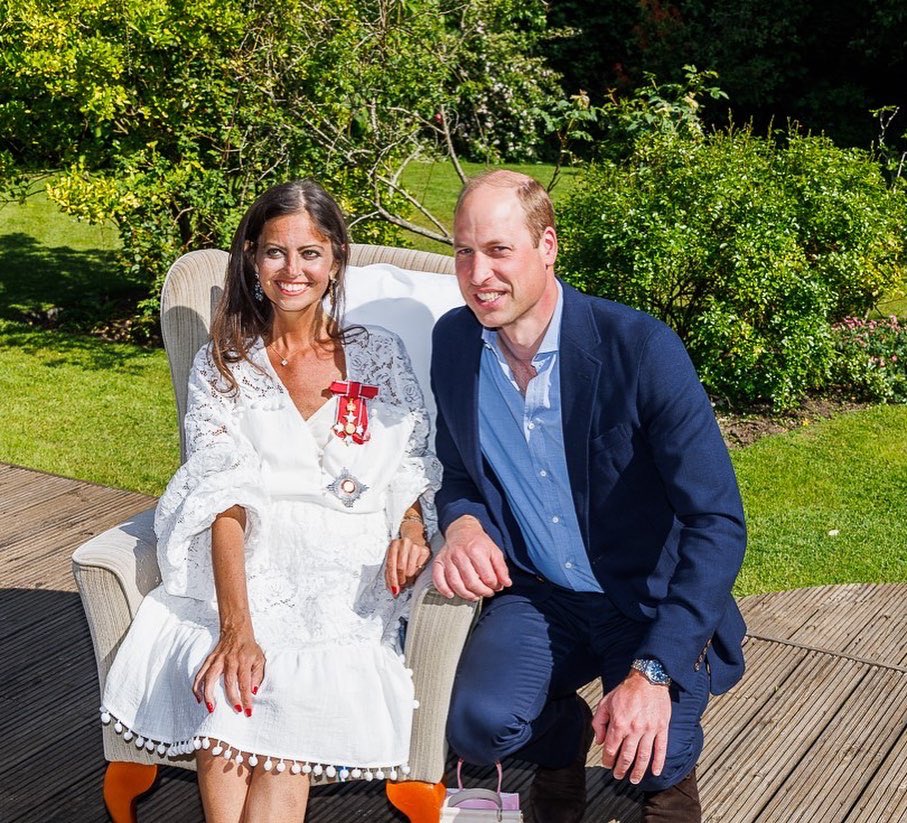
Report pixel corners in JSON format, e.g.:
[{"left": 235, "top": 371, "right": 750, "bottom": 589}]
[
  {"left": 731, "top": 404, "right": 907, "bottom": 595},
  {"left": 0, "top": 187, "right": 177, "bottom": 494},
  {"left": 397, "top": 160, "right": 578, "bottom": 253},
  {"left": 0, "top": 186, "right": 131, "bottom": 327},
  {"left": 875, "top": 294, "right": 907, "bottom": 318},
  {"left": 0, "top": 320, "right": 179, "bottom": 494},
  {"left": 1, "top": 173, "right": 905, "bottom": 593}
]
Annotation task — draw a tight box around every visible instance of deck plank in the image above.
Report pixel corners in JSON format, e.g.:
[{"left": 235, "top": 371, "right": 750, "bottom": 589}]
[
  {"left": 845, "top": 725, "right": 907, "bottom": 822},
  {"left": 758, "top": 667, "right": 907, "bottom": 821},
  {"left": 3, "top": 462, "right": 906, "bottom": 822}
]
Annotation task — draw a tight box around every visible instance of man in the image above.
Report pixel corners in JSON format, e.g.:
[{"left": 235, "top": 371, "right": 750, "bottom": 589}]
[{"left": 430, "top": 170, "right": 746, "bottom": 822}]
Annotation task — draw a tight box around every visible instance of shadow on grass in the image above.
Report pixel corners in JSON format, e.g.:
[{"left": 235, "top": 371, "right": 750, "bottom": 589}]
[
  {"left": 0, "top": 231, "right": 162, "bottom": 369},
  {"left": 0, "top": 231, "right": 144, "bottom": 331},
  {"left": 0, "top": 319, "right": 161, "bottom": 372}
]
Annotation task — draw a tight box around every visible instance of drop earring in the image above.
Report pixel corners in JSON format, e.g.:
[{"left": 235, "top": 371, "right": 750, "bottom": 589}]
[{"left": 253, "top": 270, "right": 265, "bottom": 303}]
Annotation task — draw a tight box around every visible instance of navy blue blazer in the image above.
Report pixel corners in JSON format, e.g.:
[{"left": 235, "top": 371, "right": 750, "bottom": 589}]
[{"left": 430, "top": 282, "right": 747, "bottom": 695}]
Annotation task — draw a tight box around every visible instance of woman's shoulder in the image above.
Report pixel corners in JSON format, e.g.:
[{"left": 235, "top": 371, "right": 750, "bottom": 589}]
[
  {"left": 190, "top": 338, "right": 274, "bottom": 398},
  {"left": 193, "top": 337, "right": 266, "bottom": 366}
]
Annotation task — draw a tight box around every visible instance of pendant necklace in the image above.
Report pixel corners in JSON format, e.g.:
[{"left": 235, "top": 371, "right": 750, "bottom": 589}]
[{"left": 268, "top": 341, "right": 292, "bottom": 367}]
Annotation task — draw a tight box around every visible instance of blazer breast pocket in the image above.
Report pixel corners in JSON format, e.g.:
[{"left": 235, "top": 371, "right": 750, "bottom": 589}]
[
  {"left": 590, "top": 422, "right": 633, "bottom": 452},
  {"left": 589, "top": 423, "right": 635, "bottom": 480}
]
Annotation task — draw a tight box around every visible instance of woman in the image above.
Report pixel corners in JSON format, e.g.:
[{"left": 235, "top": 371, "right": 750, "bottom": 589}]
[{"left": 100, "top": 180, "right": 441, "bottom": 821}]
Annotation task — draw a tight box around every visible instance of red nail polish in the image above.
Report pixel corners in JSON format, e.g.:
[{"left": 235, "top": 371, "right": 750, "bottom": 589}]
[
  {"left": 391, "top": 586, "right": 399, "bottom": 597},
  {"left": 252, "top": 686, "right": 258, "bottom": 695},
  {"left": 234, "top": 704, "right": 242, "bottom": 713},
  {"left": 245, "top": 707, "right": 252, "bottom": 717},
  {"left": 206, "top": 702, "right": 214, "bottom": 713}
]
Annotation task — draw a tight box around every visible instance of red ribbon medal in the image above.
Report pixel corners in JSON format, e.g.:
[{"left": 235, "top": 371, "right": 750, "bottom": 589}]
[{"left": 329, "top": 381, "right": 379, "bottom": 444}]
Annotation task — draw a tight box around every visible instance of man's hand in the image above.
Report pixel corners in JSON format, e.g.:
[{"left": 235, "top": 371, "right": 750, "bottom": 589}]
[
  {"left": 593, "top": 669, "right": 672, "bottom": 784},
  {"left": 432, "top": 516, "right": 512, "bottom": 601}
]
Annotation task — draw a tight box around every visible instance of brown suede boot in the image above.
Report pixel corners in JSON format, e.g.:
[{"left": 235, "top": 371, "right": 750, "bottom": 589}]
[
  {"left": 526, "top": 698, "right": 594, "bottom": 823},
  {"left": 641, "top": 769, "right": 702, "bottom": 822}
]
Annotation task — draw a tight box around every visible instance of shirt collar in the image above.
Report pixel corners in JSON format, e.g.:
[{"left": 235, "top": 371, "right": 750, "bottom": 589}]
[{"left": 481, "top": 280, "right": 563, "bottom": 359}]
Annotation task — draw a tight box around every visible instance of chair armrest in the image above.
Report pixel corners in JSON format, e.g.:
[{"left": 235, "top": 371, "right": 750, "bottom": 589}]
[
  {"left": 404, "top": 555, "right": 481, "bottom": 784},
  {"left": 71, "top": 507, "right": 161, "bottom": 692},
  {"left": 71, "top": 506, "right": 199, "bottom": 770}
]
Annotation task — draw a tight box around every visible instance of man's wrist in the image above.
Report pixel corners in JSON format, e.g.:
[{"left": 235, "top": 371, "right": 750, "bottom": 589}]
[
  {"left": 631, "top": 657, "right": 672, "bottom": 688},
  {"left": 446, "top": 514, "right": 485, "bottom": 539}
]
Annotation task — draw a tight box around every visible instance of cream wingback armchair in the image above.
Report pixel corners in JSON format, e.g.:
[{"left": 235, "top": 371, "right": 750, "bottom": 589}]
[{"left": 72, "top": 245, "right": 479, "bottom": 823}]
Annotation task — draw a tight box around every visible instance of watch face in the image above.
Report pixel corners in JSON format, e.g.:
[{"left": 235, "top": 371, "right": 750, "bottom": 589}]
[{"left": 634, "top": 658, "right": 671, "bottom": 685}]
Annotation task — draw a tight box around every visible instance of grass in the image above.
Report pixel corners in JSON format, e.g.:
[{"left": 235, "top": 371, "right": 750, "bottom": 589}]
[
  {"left": 875, "top": 293, "right": 907, "bottom": 318},
  {"left": 731, "top": 403, "right": 907, "bottom": 595},
  {"left": 1, "top": 173, "right": 905, "bottom": 593},
  {"left": 0, "top": 187, "right": 178, "bottom": 495},
  {"left": 396, "top": 160, "right": 578, "bottom": 253},
  {"left": 0, "top": 186, "right": 136, "bottom": 329},
  {"left": 0, "top": 320, "right": 179, "bottom": 495}
]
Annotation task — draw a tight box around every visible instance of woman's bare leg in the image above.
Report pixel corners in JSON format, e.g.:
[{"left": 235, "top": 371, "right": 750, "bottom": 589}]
[
  {"left": 197, "top": 750, "right": 252, "bottom": 823},
  {"left": 241, "top": 768, "right": 310, "bottom": 822}
]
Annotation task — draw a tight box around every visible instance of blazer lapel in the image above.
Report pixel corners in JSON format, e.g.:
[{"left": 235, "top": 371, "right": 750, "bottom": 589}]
[
  {"left": 558, "top": 284, "right": 602, "bottom": 548},
  {"left": 447, "top": 317, "right": 485, "bottom": 479}
]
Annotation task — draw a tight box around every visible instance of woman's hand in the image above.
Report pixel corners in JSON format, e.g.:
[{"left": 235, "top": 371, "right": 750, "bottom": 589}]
[
  {"left": 385, "top": 531, "right": 430, "bottom": 597},
  {"left": 192, "top": 626, "right": 266, "bottom": 716}
]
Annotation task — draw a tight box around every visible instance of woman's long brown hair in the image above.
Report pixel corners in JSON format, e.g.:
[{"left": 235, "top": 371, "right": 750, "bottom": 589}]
[{"left": 209, "top": 180, "right": 352, "bottom": 394}]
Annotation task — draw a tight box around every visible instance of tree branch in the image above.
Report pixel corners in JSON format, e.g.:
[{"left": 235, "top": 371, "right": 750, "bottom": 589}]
[{"left": 440, "top": 103, "right": 469, "bottom": 185}]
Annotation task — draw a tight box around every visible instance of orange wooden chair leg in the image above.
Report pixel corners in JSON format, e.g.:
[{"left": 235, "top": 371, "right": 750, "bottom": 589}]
[
  {"left": 103, "top": 761, "right": 159, "bottom": 823},
  {"left": 386, "top": 779, "right": 446, "bottom": 823}
]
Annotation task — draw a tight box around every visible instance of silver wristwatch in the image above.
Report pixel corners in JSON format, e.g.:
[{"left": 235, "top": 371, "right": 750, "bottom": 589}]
[{"left": 631, "top": 657, "right": 672, "bottom": 687}]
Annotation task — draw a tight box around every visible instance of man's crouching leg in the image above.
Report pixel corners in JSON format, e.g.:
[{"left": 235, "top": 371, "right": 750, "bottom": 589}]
[
  {"left": 446, "top": 587, "right": 598, "bottom": 823},
  {"left": 634, "top": 663, "right": 710, "bottom": 823},
  {"left": 641, "top": 769, "right": 701, "bottom": 822},
  {"left": 448, "top": 684, "right": 593, "bottom": 823}
]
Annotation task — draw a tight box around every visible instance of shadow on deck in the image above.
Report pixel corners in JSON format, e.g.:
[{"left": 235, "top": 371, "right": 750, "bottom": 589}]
[{"left": 1, "top": 463, "right": 905, "bottom": 821}]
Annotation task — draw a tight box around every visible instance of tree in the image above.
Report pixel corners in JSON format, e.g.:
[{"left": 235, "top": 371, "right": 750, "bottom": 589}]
[
  {"left": 0, "top": 0, "right": 558, "bottom": 328},
  {"left": 543, "top": 0, "right": 907, "bottom": 150}
]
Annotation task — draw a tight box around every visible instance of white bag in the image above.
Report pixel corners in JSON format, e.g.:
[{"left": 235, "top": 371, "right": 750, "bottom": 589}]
[{"left": 440, "top": 760, "right": 523, "bottom": 822}]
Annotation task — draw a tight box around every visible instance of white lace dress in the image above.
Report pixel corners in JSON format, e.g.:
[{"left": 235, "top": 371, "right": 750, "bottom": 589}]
[{"left": 100, "top": 326, "right": 442, "bottom": 778}]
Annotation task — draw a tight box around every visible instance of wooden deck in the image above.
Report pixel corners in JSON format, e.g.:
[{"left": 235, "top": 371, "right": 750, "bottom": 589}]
[{"left": 2, "top": 461, "right": 905, "bottom": 822}]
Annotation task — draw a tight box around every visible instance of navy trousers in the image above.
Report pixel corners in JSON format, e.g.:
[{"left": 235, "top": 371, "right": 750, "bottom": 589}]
[{"left": 446, "top": 573, "right": 710, "bottom": 793}]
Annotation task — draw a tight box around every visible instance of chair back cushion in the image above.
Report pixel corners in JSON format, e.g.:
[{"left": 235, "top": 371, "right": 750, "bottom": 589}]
[{"left": 160, "top": 245, "right": 458, "bottom": 461}]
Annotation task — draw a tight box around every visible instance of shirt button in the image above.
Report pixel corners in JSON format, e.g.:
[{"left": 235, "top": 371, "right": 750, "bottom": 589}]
[
  {"left": 527, "top": 422, "right": 535, "bottom": 430},
  {"left": 551, "top": 516, "right": 560, "bottom": 524},
  {"left": 539, "top": 470, "right": 547, "bottom": 478},
  {"left": 565, "top": 561, "right": 573, "bottom": 569}
]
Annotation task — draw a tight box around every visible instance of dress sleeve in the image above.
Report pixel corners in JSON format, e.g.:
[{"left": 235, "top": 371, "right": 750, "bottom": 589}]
[
  {"left": 154, "top": 345, "right": 270, "bottom": 602},
  {"left": 383, "top": 333, "right": 443, "bottom": 542}
]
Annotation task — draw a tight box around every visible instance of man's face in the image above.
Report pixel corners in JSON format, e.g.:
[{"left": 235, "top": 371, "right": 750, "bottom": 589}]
[{"left": 453, "top": 185, "right": 557, "bottom": 333}]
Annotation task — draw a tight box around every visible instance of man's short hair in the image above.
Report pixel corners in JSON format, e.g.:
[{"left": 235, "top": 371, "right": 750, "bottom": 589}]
[{"left": 455, "top": 170, "right": 555, "bottom": 246}]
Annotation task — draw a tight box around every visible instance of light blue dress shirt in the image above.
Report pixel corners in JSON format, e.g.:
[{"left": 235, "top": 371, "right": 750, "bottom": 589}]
[{"left": 478, "top": 283, "right": 602, "bottom": 592}]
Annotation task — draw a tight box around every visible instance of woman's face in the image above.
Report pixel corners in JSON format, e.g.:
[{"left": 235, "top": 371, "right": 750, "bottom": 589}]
[{"left": 253, "top": 210, "right": 337, "bottom": 318}]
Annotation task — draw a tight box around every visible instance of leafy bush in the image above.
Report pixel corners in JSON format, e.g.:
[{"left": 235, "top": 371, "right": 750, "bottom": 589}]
[
  {"left": 450, "top": 0, "right": 561, "bottom": 162},
  {"left": 543, "top": 0, "right": 907, "bottom": 151},
  {"left": 830, "top": 316, "right": 907, "bottom": 402},
  {"left": 0, "top": 0, "right": 560, "bottom": 330},
  {"left": 558, "top": 127, "right": 907, "bottom": 409}
]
